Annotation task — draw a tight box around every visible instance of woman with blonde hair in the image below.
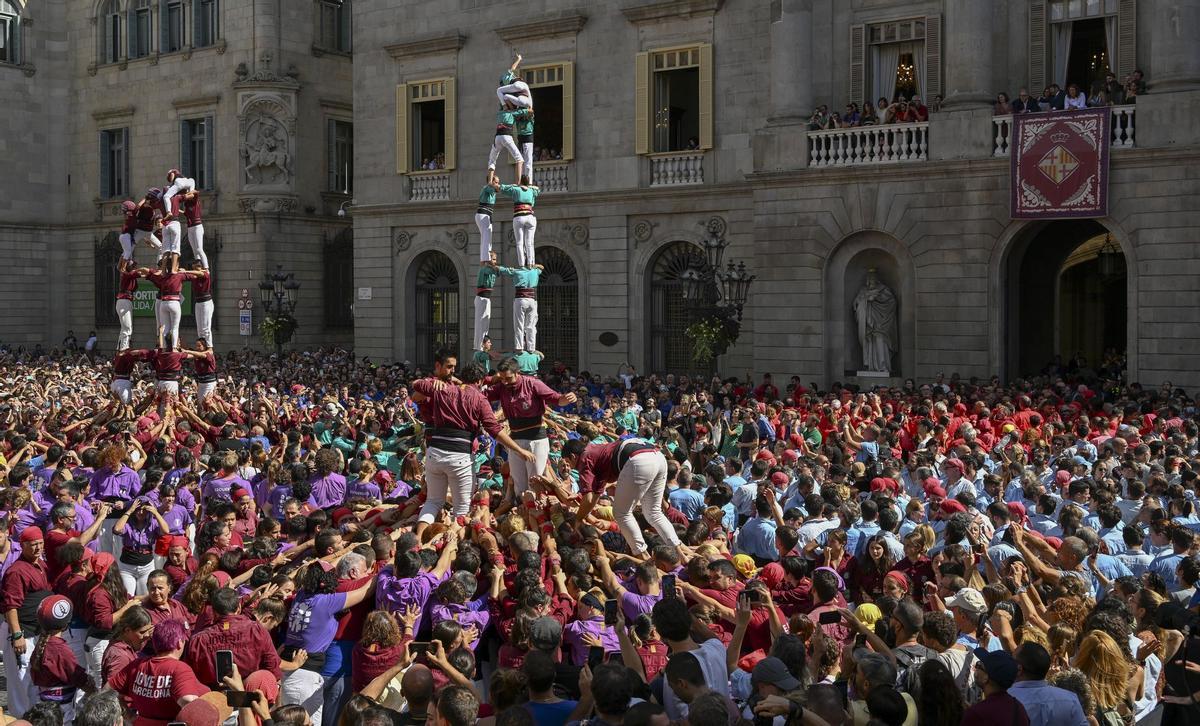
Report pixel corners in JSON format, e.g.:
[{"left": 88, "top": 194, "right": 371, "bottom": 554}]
[{"left": 1075, "top": 629, "right": 1142, "bottom": 725}]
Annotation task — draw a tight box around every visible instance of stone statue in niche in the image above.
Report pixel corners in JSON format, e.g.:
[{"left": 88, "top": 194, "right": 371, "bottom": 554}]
[
  {"left": 242, "top": 114, "right": 292, "bottom": 185},
  {"left": 853, "top": 268, "right": 898, "bottom": 374}
]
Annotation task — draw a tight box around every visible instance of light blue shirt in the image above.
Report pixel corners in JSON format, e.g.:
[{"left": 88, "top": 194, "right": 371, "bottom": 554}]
[
  {"left": 735, "top": 517, "right": 779, "bottom": 562},
  {"left": 1117, "top": 549, "right": 1153, "bottom": 578},
  {"left": 1148, "top": 551, "right": 1185, "bottom": 591},
  {"left": 667, "top": 487, "right": 705, "bottom": 521},
  {"left": 1008, "top": 680, "right": 1089, "bottom": 726}
]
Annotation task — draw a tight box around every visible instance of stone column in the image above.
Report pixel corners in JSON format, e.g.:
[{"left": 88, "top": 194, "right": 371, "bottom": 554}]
[
  {"left": 1151, "top": 0, "right": 1200, "bottom": 91},
  {"left": 768, "top": 0, "right": 812, "bottom": 123},
  {"left": 941, "top": 0, "right": 993, "bottom": 108}
]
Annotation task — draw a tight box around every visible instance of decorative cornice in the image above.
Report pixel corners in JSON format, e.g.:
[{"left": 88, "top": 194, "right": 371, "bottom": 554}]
[
  {"left": 620, "top": 0, "right": 723, "bottom": 24},
  {"left": 172, "top": 95, "right": 221, "bottom": 111},
  {"left": 319, "top": 98, "right": 353, "bottom": 114},
  {"left": 385, "top": 33, "right": 467, "bottom": 60},
  {"left": 91, "top": 106, "right": 135, "bottom": 123},
  {"left": 494, "top": 14, "right": 588, "bottom": 44}
]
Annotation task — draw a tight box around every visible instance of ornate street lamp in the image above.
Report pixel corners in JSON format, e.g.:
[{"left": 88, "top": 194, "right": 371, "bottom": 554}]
[
  {"left": 717, "top": 261, "right": 757, "bottom": 320},
  {"left": 1096, "top": 233, "right": 1123, "bottom": 278},
  {"left": 681, "top": 220, "right": 756, "bottom": 366},
  {"left": 258, "top": 265, "right": 300, "bottom": 355}
]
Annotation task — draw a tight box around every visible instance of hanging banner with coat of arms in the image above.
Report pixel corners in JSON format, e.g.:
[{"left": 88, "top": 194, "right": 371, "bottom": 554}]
[{"left": 1010, "top": 108, "right": 1111, "bottom": 219}]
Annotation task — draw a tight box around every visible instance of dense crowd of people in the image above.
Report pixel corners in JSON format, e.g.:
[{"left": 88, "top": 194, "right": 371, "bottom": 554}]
[{"left": 0, "top": 341, "right": 1199, "bottom": 726}]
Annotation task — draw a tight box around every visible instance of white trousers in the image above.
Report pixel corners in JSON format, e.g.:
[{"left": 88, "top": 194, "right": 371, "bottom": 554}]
[
  {"left": 133, "top": 228, "right": 161, "bottom": 252},
  {"left": 419, "top": 447, "right": 474, "bottom": 524},
  {"left": 187, "top": 223, "right": 209, "bottom": 268},
  {"left": 474, "top": 295, "right": 492, "bottom": 350},
  {"left": 521, "top": 141, "right": 535, "bottom": 184},
  {"left": 514, "top": 298, "right": 538, "bottom": 352},
  {"left": 507, "top": 438, "right": 549, "bottom": 496},
  {"left": 197, "top": 380, "right": 217, "bottom": 405},
  {"left": 116, "top": 298, "right": 133, "bottom": 350},
  {"left": 497, "top": 80, "right": 533, "bottom": 108},
  {"left": 158, "top": 299, "right": 182, "bottom": 349},
  {"left": 111, "top": 378, "right": 133, "bottom": 405},
  {"left": 161, "top": 221, "right": 182, "bottom": 256},
  {"left": 1, "top": 623, "right": 38, "bottom": 716},
  {"left": 282, "top": 667, "right": 326, "bottom": 723},
  {"left": 64, "top": 627, "right": 88, "bottom": 670},
  {"left": 195, "top": 299, "right": 214, "bottom": 348},
  {"left": 98, "top": 518, "right": 124, "bottom": 561},
  {"left": 488, "top": 135, "right": 522, "bottom": 171},
  {"left": 119, "top": 232, "right": 134, "bottom": 260},
  {"left": 514, "top": 215, "right": 536, "bottom": 267},
  {"left": 163, "top": 176, "right": 196, "bottom": 209},
  {"left": 85, "top": 636, "right": 110, "bottom": 685},
  {"left": 475, "top": 213, "right": 493, "bottom": 262},
  {"left": 612, "top": 451, "right": 679, "bottom": 554},
  {"left": 118, "top": 559, "right": 154, "bottom": 596}
]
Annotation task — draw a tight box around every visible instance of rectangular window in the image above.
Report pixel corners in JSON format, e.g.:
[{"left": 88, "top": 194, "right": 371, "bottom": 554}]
[
  {"left": 327, "top": 120, "right": 353, "bottom": 193},
  {"left": 165, "top": 1, "right": 184, "bottom": 52},
  {"left": 636, "top": 45, "right": 712, "bottom": 154},
  {"left": 195, "top": 0, "right": 216, "bottom": 48},
  {"left": 396, "top": 78, "right": 456, "bottom": 173},
  {"left": 521, "top": 62, "right": 575, "bottom": 161},
  {"left": 180, "top": 117, "right": 214, "bottom": 190},
  {"left": 132, "top": 6, "right": 151, "bottom": 58},
  {"left": 319, "top": 0, "right": 350, "bottom": 52},
  {"left": 100, "top": 128, "right": 130, "bottom": 199}
]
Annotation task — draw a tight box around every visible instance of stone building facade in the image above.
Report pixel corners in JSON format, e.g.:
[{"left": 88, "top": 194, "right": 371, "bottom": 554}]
[
  {"left": 350, "top": 0, "right": 1200, "bottom": 389},
  {"left": 0, "top": 0, "right": 356, "bottom": 352}
]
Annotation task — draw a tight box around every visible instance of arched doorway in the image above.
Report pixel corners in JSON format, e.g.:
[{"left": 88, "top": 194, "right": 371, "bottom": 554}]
[
  {"left": 1004, "top": 220, "right": 1128, "bottom": 378},
  {"left": 413, "top": 251, "right": 460, "bottom": 369},
  {"left": 647, "top": 241, "right": 708, "bottom": 375},
  {"left": 536, "top": 247, "right": 578, "bottom": 371}
]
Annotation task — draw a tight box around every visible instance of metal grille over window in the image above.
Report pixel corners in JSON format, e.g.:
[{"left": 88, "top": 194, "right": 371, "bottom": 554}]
[
  {"left": 535, "top": 247, "right": 578, "bottom": 371},
  {"left": 415, "top": 252, "right": 460, "bottom": 368},
  {"left": 649, "top": 242, "right": 710, "bottom": 375}
]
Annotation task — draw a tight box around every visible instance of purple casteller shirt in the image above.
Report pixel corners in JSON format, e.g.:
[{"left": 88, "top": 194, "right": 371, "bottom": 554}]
[
  {"left": 162, "top": 466, "right": 190, "bottom": 490},
  {"left": 89, "top": 466, "right": 139, "bottom": 503},
  {"left": 0, "top": 543, "right": 22, "bottom": 580},
  {"left": 309, "top": 473, "right": 347, "bottom": 510},
  {"left": 73, "top": 503, "right": 100, "bottom": 553},
  {"left": 265, "top": 484, "right": 293, "bottom": 521},
  {"left": 156, "top": 504, "right": 192, "bottom": 535},
  {"left": 375, "top": 567, "right": 447, "bottom": 615},
  {"left": 144, "top": 487, "right": 196, "bottom": 516},
  {"left": 284, "top": 591, "right": 349, "bottom": 653},
  {"left": 345, "top": 479, "right": 382, "bottom": 502},
  {"left": 202, "top": 474, "right": 249, "bottom": 503},
  {"left": 619, "top": 589, "right": 662, "bottom": 621},
  {"left": 249, "top": 472, "right": 270, "bottom": 511},
  {"left": 563, "top": 617, "right": 621, "bottom": 666},
  {"left": 121, "top": 515, "right": 163, "bottom": 552},
  {"left": 430, "top": 597, "right": 491, "bottom": 650}
]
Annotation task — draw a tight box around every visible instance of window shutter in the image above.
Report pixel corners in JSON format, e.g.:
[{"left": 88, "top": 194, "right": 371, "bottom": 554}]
[
  {"left": 849, "top": 24, "right": 865, "bottom": 106},
  {"left": 193, "top": 0, "right": 202, "bottom": 46},
  {"left": 1029, "top": 0, "right": 1046, "bottom": 94},
  {"left": 635, "top": 51, "right": 649, "bottom": 155},
  {"left": 698, "top": 43, "right": 714, "bottom": 150},
  {"left": 395, "top": 84, "right": 409, "bottom": 174},
  {"left": 179, "top": 119, "right": 190, "bottom": 176},
  {"left": 1117, "top": 0, "right": 1136, "bottom": 80},
  {"left": 561, "top": 61, "right": 575, "bottom": 161},
  {"left": 339, "top": 4, "right": 351, "bottom": 52},
  {"left": 127, "top": 7, "right": 136, "bottom": 57},
  {"left": 924, "top": 14, "right": 942, "bottom": 99},
  {"left": 204, "top": 116, "right": 214, "bottom": 190},
  {"left": 121, "top": 128, "right": 130, "bottom": 196},
  {"left": 327, "top": 119, "right": 337, "bottom": 191},
  {"left": 443, "top": 77, "right": 456, "bottom": 171},
  {"left": 160, "top": 0, "right": 169, "bottom": 51},
  {"left": 100, "top": 132, "right": 112, "bottom": 199}
]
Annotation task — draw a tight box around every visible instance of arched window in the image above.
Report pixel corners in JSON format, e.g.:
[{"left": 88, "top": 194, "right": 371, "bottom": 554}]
[
  {"left": 536, "top": 247, "right": 578, "bottom": 371},
  {"left": 647, "top": 241, "right": 707, "bottom": 374},
  {"left": 414, "top": 251, "right": 459, "bottom": 368},
  {"left": 94, "top": 232, "right": 122, "bottom": 327},
  {"left": 0, "top": 1, "right": 20, "bottom": 65},
  {"left": 99, "top": 0, "right": 122, "bottom": 64},
  {"left": 323, "top": 228, "right": 354, "bottom": 329}
]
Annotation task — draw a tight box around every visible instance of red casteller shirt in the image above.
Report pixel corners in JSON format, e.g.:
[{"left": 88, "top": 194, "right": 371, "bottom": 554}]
[
  {"left": 111, "top": 655, "right": 209, "bottom": 725},
  {"left": 412, "top": 379, "right": 503, "bottom": 438},
  {"left": 182, "top": 194, "right": 203, "bottom": 226},
  {"left": 183, "top": 613, "right": 282, "bottom": 687}
]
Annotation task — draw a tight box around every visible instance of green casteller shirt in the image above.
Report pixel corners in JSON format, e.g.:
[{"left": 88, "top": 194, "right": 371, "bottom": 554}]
[
  {"left": 499, "top": 184, "right": 539, "bottom": 208},
  {"left": 497, "top": 266, "right": 541, "bottom": 288},
  {"left": 514, "top": 351, "right": 541, "bottom": 373},
  {"left": 495, "top": 108, "right": 532, "bottom": 132},
  {"left": 616, "top": 408, "right": 639, "bottom": 435},
  {"left": 473, "top": 349, "right": 493, "bottom": 373},
  {"left": 515, "top": 114, "right": 534, "bottom": 137},
  {"left": 479, "top": 185, "right": 497, "bottom": 206},
  {"left": 477, "top": 266, "right": 498, "bottom": 289}
]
